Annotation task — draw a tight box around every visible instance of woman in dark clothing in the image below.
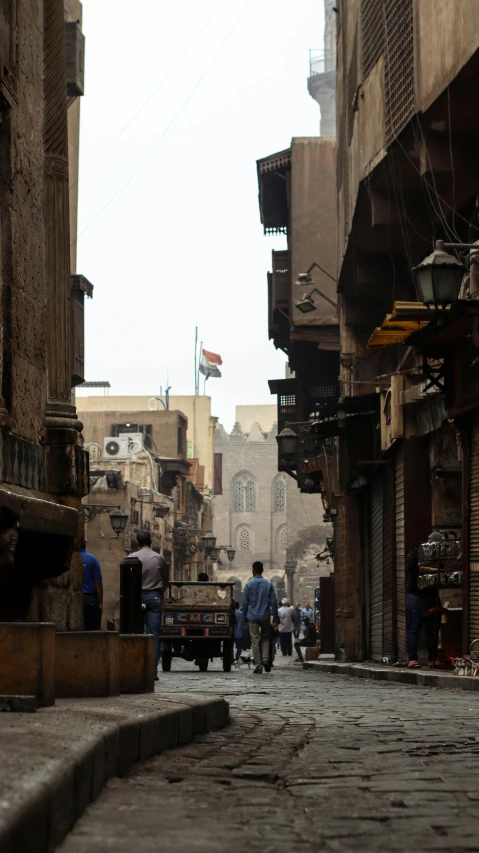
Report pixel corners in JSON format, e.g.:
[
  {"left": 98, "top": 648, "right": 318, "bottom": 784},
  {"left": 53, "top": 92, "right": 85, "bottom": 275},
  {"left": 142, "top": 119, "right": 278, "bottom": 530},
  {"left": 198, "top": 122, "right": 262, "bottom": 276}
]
[{"left": 406, "top": 531, "right": 443, "bottom": 669}]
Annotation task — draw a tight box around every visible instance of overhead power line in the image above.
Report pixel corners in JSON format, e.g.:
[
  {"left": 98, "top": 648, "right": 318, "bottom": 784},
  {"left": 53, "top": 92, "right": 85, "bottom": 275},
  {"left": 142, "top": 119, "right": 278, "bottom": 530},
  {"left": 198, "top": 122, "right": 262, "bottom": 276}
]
[
  {"left": 71, "top": 0, "right": 228, "bottom": 192},
  {"left": 73, "top": 0, "right": 250, "bottom": 246}
]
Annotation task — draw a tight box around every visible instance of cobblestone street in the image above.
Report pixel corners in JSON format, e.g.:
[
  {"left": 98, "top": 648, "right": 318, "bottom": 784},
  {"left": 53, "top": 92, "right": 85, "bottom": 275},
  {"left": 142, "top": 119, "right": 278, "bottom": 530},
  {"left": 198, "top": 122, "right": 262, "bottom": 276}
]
[{"left": 59, "top": 658, "right": 479, "bottom": 853}]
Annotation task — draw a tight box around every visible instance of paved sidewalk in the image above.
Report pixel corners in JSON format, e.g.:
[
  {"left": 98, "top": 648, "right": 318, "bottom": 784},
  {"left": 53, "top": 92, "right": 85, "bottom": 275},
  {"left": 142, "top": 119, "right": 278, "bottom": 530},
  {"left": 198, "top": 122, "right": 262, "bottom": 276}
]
[
  {"left": 304, "top": 659, "right": 479, "bottom": 690},
  {"left": 0, "top": 691, "right": 229, "bottom": 853},
  {"left": 58, "top": 656, "right": 479, "bottom": 853}
]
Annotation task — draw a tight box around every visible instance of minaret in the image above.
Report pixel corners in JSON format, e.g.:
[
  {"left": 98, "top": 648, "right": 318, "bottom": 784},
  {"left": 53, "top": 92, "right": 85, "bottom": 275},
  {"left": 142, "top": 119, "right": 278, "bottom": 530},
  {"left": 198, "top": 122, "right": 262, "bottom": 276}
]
[{"left": 307, "top": 0, "right": 337, "bottom": 136}]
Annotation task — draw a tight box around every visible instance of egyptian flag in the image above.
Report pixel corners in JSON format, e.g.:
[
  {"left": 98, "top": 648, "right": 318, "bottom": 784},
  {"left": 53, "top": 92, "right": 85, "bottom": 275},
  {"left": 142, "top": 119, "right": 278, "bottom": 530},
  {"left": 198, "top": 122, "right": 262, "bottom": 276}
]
[{"left": 199, "top": 349, "right": 222, "bottom": 379}]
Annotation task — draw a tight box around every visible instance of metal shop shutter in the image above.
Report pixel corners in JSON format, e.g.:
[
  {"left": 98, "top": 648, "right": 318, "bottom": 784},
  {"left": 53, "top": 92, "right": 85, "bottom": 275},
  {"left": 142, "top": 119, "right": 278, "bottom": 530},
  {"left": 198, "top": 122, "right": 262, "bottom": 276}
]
[
  {"left": 370, "top": 473, "right": 384, "bottom": 662},
  {"left": 395, "top": 445, "right": 406, "bottom": 660},
  {"left": 469, "top": 416, "right": 479, "bottom": 644},
  {"left": 383, "top": 462, "right": 395, "bottom": 659}
]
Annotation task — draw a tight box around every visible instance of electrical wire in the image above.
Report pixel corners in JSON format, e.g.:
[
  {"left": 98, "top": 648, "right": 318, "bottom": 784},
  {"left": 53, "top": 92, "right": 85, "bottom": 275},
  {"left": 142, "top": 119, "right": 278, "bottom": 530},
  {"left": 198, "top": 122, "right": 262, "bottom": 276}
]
[
  {"left": 393, "top": 124, "right": 473, "bottom": 235},
  {"left": 412, "top": 116, "right": 462, "bottom": 243},
  {"left": 446, "top": 84, "right": 457, "bottom": 238},
  {"left": 381, "top": 1, "right": 470, "bottom": 242},
  {"left": 72, "top": 0, "right": 250, "bottom": 246},
  {"left": 70, "top": 0, "right": 229, "bottom": 192}
]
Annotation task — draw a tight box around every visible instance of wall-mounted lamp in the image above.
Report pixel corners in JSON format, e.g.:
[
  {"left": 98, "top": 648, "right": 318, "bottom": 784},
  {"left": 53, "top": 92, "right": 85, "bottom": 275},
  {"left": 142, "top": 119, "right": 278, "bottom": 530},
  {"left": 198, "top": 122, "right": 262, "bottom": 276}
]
[
  {"left": 108, "top": 508, "right": 129, "bottom": 537},
  {"left": 296, "top": 286, "right": 337, "bottom": 314},
  {"left": 413, "top": 241, "right": 468, "bottom": 307},
  {"left": 276, "top": 427, "right": 298, "bottom": 459},
  {"left": 295, "top": 261, "right": 337, "bottom": 314}
]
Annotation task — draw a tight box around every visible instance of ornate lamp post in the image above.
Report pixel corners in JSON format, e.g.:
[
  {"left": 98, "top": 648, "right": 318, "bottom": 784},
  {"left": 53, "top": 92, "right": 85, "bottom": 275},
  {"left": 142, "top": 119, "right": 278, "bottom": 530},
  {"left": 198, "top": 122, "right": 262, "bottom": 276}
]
[{"left": 84, "top": 504, "right": 129, "bottom": 537}]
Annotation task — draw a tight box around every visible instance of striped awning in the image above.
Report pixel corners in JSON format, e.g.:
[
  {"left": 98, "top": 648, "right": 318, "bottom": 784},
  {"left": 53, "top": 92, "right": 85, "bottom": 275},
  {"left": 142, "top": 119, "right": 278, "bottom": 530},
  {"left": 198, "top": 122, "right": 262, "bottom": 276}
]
[{"left": 368, "top": 302, "right": 432, "bottom": 348}]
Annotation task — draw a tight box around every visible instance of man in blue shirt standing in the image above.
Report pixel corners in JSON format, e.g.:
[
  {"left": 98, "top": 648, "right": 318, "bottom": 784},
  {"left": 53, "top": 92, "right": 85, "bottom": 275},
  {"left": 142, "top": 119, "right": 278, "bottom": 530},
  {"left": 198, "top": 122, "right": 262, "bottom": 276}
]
[
  {"left": 78, "top": 540, "right": 103, "bottom": 631},
  {"left": 301, "top": 602, "right": 314, "bottom": 625},
  {"left": 242, "top": 561, "right": 278, "bottom": 674}
]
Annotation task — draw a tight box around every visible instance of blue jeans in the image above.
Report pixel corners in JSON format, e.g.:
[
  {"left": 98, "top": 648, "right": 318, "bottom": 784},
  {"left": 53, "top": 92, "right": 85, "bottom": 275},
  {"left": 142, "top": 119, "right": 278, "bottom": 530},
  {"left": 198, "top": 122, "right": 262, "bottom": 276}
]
[
  {"left": 406, "top": 593, "right": 439, "bottom": 663},
  {"left": 142, "top": 590, "right": 162, "bottom": 674}
]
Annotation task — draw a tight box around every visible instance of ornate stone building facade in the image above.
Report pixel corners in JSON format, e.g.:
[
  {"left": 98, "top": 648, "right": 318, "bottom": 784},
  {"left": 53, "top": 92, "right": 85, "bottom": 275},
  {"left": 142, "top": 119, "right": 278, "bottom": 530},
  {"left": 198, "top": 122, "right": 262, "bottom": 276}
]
[
  {"left": 213, "top": 407, "right": 332, "bottom": 604},
  {"left": 0, "top": 0, "right": 89, "bottom": 629}
]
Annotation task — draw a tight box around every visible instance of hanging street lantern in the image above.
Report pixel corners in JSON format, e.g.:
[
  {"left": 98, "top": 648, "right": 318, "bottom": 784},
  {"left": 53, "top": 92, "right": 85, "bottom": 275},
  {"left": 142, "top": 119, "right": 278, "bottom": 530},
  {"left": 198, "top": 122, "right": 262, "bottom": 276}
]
[
  {"left": 202, "top": 532, "right": 217, "bottom": 552},
  {"left": 226, "top": 546, "right": 236, "bottom": 562},
  {"left": 413, "top": 246, "right": 464, "bottom": 307},
  {"left": 276, "top": 427, "right": 297, "bottom": 461},
  {"left": 109, "top": 508, "right": 129, "bottom": 537}
]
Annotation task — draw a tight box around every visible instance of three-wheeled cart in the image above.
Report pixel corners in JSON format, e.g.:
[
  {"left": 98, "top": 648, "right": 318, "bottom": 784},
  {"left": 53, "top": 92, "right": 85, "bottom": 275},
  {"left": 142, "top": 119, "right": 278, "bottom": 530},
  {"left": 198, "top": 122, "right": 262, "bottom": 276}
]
[{"left": 159, "top": 581, "right": 234, "bottom": 672}]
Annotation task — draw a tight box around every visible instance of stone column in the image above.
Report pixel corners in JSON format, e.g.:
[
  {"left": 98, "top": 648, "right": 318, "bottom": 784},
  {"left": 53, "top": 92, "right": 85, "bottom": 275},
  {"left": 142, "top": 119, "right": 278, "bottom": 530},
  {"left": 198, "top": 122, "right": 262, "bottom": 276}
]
[
  {"left": 285, "top": 560, "right": 296, "bottom": 603},
  {"left": 43, "top": 0, "right": 79, "bottom": 436}
]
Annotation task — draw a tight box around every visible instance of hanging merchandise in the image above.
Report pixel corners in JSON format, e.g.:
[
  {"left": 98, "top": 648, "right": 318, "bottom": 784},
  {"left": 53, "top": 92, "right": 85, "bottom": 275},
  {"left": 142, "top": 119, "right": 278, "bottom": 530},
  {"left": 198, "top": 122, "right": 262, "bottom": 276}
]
[{"left": 452, "top": 640, "right": 479, "bottom": 677}]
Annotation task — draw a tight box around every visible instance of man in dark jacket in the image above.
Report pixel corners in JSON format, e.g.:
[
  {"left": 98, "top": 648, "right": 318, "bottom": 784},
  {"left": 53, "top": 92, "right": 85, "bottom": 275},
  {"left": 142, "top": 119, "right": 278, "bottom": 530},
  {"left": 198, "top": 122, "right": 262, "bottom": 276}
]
[
  {"left": 292, "top": 602, "right": 302, "bottom": 639},
  {"left": 406, "top": 531, "right": 443, "bottom": 669},
  {"left": 294, "top": 617, "right": 317, "bottom": 662}
]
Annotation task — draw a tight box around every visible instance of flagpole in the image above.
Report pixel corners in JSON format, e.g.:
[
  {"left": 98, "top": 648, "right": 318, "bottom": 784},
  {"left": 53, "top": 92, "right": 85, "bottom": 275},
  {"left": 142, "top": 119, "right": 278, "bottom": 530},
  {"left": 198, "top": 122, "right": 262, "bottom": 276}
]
[{"left": 194, "top": 327, "right": 198, "bottom": 395}]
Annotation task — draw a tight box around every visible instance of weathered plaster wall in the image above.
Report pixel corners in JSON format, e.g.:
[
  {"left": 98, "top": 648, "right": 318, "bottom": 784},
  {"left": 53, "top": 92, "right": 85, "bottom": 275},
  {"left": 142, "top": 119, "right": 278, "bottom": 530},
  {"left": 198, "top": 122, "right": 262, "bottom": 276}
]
[
  {"left": 290, "top": 137, "right": 338, "bottom": 327},
  {"left": 417, "top": 0, "right": 479, "bottom": 111},
  {"left": 79, "top": 408, "right": 187, "bottom": 461},
  {"left": 77, "top": 395, "right": 217, "bottom": 490}
]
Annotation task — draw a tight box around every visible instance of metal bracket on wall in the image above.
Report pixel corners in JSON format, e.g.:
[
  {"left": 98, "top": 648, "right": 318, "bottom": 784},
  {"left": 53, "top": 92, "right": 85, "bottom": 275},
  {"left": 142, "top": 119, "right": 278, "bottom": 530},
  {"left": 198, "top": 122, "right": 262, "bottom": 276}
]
[
  {"left": 422, "top": 357, "right": 445, "bottom": 394},
  {"left": 84, "top": 504, "right": 121, "bottom": 523}
]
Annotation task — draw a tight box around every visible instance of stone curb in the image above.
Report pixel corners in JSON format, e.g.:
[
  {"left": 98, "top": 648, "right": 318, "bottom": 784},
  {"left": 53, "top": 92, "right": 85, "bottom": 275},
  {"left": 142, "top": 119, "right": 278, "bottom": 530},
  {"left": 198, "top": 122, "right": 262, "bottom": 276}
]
[
  {"left": 0, "top": 694, "right": 229, "bottom": 853},
  {"left": 303, "top": 660, "right": 479, "bottom": 691}
]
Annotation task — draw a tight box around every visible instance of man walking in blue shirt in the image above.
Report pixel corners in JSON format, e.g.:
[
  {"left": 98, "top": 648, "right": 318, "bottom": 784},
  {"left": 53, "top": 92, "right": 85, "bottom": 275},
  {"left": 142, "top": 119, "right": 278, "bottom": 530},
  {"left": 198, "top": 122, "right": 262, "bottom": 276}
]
[
  {"left": 78, "top": 540, "right": 103, "bottom": 631},
  {"left": 242, "top": 561, "right": 278, "bottom": 674}
]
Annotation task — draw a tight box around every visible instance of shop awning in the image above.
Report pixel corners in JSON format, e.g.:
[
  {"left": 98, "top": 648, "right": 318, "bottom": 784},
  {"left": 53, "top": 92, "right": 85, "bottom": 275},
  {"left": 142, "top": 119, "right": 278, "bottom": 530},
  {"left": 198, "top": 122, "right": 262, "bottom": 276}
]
[{"left": 368, "top": 302, "right": 432, "bottom": 348}]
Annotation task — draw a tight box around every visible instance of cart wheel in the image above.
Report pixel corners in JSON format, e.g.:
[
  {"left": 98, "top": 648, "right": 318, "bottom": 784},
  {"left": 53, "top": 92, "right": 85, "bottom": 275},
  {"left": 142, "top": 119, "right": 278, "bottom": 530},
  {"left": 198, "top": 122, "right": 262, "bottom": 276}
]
[
  {"left": 222, "top": 641, "right": 232, "bottom": 672},
  {"left": 161, "top": 651, "right": 172, "bottom": 672},
  {"left": 198, "top": 658, "right": 208, "bottom": 672}
]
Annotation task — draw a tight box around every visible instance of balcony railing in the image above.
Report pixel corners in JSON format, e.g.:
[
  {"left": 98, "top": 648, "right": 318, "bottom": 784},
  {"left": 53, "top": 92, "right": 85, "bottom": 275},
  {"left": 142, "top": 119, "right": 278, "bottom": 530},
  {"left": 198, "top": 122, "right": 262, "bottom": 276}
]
[{"left": 309, "top": 49, "right": 335, "bottom": 77}]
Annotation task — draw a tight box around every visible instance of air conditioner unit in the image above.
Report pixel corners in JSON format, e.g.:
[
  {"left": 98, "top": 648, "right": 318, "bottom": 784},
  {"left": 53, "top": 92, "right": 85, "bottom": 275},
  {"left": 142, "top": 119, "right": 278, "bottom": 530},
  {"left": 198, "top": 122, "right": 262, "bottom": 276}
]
[
  {"left": 104, "top": 436, "right": 129, "bottom": 459},
  {"left": 118, "top": 432, "right": 144, "bottom": 448}
]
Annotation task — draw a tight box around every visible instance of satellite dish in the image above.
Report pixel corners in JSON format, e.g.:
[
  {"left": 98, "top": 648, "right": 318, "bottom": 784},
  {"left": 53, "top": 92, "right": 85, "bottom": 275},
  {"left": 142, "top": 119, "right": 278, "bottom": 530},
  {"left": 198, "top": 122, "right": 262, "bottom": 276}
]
[
  {"left": 129, "top": 440, "right": 142, "bottom": 455},
  {"left": 148, "top": 397, "right": 160, "bottom": 411},
  {"left": 85, "top": 442, "right": 101, "bottom": 461}
]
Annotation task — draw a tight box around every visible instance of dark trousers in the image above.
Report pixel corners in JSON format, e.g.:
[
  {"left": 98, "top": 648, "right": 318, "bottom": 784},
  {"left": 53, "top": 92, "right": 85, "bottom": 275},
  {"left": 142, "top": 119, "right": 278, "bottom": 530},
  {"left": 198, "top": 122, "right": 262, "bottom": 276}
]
[
  {"left": 83, "top": 593, "right": 101, "bottom": 631},
  {"left": 279, "top": 632, "right": 293, "bottom": 656},
  {"left": 406, "top": 593, "right": 439, "bottom": 662},
  {"left": 234, "top": 638, "right": 243, "bottom": 659},
  {"left": 294, "top": 639, "right": 313, "bottom": 662}
]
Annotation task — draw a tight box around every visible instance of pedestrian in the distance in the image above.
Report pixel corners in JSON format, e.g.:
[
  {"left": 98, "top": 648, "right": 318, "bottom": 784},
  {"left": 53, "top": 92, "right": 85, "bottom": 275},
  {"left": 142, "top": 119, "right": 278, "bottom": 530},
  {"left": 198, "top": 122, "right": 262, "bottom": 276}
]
[
  {"left": 129, "top": 530, "right": 166, "bottom": 681},
  {"left": 293, "top": 602, "right": 302, "bottom": 639},
  {"left": 234, "top": 601, "right": 244, "bottom": 660},
  {"left": 294, "top": 617, "right": 317, "bottom": 662},
  {"left": 78, "top": 539, "right": 103, "bottom": 630},
  {"left": 278, "top": 597, "right": 294, "bottom": 656},
  {"left": 242, "top": 561, "right": 278, "bottom": 674},
  {"left": 301, "top": 602, "right": 314, "bottom": 625},
  {"left": 406, "top": 531, "right": 444, "bottom": 670}
]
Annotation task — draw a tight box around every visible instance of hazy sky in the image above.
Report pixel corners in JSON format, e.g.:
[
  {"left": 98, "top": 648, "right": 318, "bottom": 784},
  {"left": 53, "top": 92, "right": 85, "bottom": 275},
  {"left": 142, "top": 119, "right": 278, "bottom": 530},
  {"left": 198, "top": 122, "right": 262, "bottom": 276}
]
[{"left": 75, "top": 0, "right": 324, "bottom": 430}]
